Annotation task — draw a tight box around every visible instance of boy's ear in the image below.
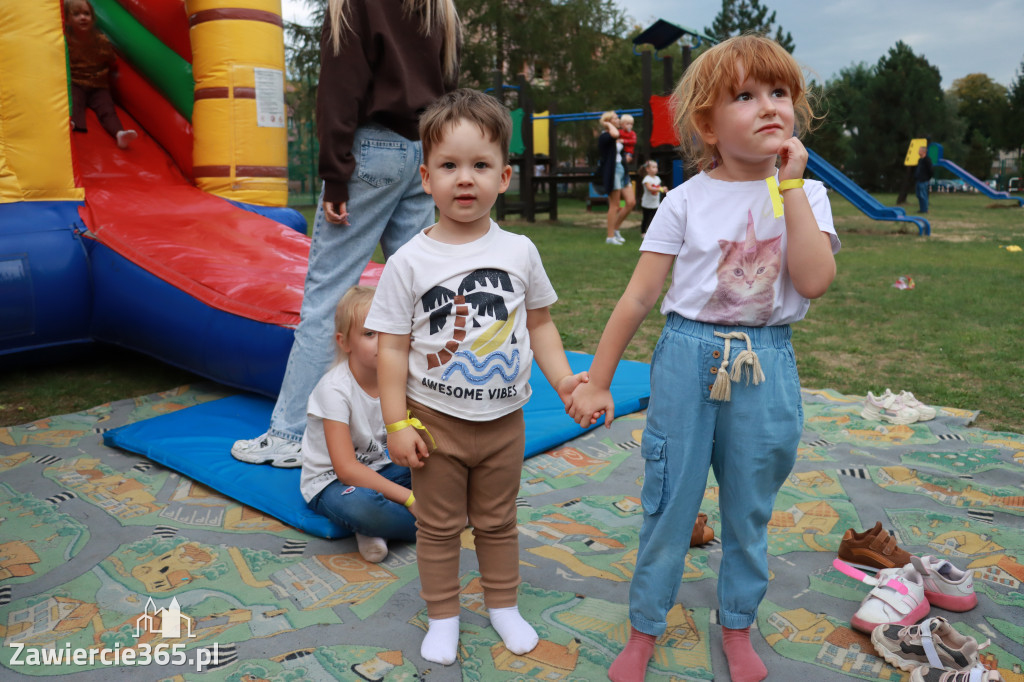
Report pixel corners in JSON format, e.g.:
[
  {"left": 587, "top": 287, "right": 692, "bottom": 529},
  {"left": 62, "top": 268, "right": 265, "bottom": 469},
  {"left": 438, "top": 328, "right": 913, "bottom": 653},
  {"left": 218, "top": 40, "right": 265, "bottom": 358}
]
[
  {"left": 498, "top": 164, "right": 512, "bottom": 193},
  {"left": 420, "top": 163, "right": 431, "bottom": 194},
  {"left": 335, "top": 331, "right": 350, "bottom": 355}
]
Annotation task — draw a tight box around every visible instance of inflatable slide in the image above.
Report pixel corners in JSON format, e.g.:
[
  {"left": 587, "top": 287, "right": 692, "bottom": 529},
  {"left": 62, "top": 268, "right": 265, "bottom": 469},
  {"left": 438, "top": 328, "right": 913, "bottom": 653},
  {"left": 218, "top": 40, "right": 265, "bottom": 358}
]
[{"left": 0, "top": 0, "right": 375, "bottom": 396}]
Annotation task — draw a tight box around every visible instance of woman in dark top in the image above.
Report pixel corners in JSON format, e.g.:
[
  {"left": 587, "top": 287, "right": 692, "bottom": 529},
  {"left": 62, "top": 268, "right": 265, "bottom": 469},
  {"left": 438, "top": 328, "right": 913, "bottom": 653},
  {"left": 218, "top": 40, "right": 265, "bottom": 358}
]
[{"left": 232, "top": 0, "right": 461, "bottom": 466}]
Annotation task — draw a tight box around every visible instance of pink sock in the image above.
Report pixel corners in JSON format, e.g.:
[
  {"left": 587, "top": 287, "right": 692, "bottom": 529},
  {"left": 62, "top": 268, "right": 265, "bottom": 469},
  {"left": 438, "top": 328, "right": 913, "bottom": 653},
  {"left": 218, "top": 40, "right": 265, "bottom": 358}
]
[
  {"left": 608, "top": 627, "right": 656, "bottom": 682},
  {"left": 721, "top": 626, "right": 767, "bottom": 682}
]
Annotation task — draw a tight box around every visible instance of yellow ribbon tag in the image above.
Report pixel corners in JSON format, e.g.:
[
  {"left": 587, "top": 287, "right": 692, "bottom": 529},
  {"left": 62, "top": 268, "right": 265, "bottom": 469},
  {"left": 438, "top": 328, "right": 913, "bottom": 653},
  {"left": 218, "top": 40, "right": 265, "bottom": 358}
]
[
  {"left": 386, "top": 411, "right": 436, "bottom": 450},
  {"left": 765, "top": 177, "right": 805, "bottom": 218},
  {"left": 765, "top": 176, "right": 784, "bottom": 218}
]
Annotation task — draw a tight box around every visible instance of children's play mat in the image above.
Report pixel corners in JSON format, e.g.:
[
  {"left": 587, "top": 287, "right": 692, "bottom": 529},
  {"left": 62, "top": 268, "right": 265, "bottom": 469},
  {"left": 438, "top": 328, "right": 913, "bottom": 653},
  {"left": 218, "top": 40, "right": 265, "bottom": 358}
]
[{"left": 1, "top": 383, "right": 1022, "bottom": 681}]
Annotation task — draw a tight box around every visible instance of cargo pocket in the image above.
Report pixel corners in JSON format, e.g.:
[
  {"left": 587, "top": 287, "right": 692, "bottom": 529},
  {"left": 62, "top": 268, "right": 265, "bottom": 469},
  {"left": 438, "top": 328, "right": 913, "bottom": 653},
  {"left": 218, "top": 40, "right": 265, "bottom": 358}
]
[
  {"left": 356, "top": 138, "right": 405, "bottom": 188},
  {"left": 639, "top": 428, "right": 668, "bottom": 515}
]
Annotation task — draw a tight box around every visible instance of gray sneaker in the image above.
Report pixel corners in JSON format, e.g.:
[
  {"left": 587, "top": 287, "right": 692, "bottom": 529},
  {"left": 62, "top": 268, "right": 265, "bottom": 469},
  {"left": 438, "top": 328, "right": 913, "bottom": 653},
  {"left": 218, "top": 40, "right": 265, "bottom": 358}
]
[
  {"left": 872, "top": 617, "right": 988, "bottom": 673},
  {"left": 230, "top": 433, "right": 302, "bottom": 468}
]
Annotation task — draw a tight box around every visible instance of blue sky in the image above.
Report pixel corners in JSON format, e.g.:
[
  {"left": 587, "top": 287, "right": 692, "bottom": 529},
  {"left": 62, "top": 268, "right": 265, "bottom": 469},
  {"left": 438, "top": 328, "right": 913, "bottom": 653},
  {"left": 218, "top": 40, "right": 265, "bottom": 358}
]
[{"left": 282, "top": 0, "right": 1024, "bottom": 89}]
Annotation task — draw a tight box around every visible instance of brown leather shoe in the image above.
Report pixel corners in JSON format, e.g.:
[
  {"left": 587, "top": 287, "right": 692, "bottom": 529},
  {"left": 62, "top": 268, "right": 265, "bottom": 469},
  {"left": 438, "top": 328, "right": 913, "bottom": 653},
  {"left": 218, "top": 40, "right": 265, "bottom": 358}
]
[
  {"left": 690, "top": 512, "right": 714, "bottom": 546},
  {"left": 837, "top": 521, "right": 912, "bottom": 571}
]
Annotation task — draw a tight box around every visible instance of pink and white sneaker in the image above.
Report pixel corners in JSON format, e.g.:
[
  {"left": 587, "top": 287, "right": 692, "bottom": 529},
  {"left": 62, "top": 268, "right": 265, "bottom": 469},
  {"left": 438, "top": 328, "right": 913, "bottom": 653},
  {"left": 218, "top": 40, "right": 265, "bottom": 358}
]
[
  {"left": 835, "top": 559, "right": 931, "bottom": 633},
  {"left": 884, "top": 388, "right": 937, "bottom": 421},
  {"left": 911, "top": 555, "right": 978, "bottom": 612}
]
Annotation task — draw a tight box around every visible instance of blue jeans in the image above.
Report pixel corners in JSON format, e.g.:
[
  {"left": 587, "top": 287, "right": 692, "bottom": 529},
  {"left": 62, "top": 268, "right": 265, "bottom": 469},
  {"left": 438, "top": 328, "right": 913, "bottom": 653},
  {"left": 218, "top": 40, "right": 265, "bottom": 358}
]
[
  {"left": 916, "top": 181, "right": 930, "bottom": 212},
  {"left": 268, "top": 124, "right": 433, "bottom": 442},
  {"left": 629, "top": 315, "right": 803, "bottom": 634},
  {"left": 310, "top": 463, "right": 417, "bottom": 540}
]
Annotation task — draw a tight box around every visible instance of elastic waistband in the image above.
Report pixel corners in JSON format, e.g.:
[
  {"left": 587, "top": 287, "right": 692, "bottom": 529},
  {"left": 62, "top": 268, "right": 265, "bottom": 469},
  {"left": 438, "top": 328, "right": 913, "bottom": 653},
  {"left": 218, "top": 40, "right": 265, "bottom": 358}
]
[{"left": 665, "top": 313, "right": 791, "bottom": 348}]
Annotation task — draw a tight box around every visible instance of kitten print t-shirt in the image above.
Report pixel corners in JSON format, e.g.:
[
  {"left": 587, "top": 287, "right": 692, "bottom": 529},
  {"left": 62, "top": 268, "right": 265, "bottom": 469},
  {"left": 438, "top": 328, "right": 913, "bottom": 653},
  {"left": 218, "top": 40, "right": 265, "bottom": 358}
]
[{"left": 641, "top": 171, "right": 841, "bottom": 326}]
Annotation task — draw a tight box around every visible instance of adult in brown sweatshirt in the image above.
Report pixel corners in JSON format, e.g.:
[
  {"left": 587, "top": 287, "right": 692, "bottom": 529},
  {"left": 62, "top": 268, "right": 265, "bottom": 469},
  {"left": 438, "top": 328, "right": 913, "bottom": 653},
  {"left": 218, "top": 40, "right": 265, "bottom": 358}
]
[{"left": 231, "top": 0, "right": 460, "bottom": 467}]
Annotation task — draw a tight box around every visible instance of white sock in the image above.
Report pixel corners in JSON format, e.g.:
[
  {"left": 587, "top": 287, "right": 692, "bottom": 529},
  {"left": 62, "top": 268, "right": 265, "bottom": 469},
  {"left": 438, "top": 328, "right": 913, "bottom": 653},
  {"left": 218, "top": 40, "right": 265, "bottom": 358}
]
[
  {"left": 421, "top": 616, "right": 460, "bottom": 665},
  {"left": 355, "top": 534, "right": 388, "bottom": 563},
  {"left": 489, "top": 606, "right": 538, "bottom": 655},
  {"left": 116, "top": 129, "right": 137, "bottom": 149}
]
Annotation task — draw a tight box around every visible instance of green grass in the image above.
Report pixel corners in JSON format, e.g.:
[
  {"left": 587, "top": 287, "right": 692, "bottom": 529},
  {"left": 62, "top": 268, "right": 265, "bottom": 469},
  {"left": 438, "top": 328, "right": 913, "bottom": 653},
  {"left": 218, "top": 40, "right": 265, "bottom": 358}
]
[{"left": 2, "top": 191, "right": 1022, "bottom": 433}]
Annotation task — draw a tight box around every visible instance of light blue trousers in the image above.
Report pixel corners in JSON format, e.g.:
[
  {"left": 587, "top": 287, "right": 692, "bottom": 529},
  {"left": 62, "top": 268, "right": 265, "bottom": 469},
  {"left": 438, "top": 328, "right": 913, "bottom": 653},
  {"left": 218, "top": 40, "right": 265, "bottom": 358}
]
[
  {"left": 630, "top": 314, "right": 803, "bottom": 634},
  {"left": 268, "top": 124, "right": 433, "bottom": 442}
]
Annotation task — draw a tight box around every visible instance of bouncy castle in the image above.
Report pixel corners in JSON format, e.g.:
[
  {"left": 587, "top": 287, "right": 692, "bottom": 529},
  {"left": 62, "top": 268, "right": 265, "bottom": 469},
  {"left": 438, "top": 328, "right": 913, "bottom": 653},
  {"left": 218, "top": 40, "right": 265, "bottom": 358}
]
[{"left": 0, "top": 0, "right": 334, "bottom": 396}]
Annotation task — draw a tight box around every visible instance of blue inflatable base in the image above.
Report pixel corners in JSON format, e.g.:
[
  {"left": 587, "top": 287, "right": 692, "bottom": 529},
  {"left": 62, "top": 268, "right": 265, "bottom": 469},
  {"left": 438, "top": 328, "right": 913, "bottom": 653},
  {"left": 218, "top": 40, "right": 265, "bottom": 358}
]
[{"left": 104, "top": 352, "right": 650, "bottom": 539}]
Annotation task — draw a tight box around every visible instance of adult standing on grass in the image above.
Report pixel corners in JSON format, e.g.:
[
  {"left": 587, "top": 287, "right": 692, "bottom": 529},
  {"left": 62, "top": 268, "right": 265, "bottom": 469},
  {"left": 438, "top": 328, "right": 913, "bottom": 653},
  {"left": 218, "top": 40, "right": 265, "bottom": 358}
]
[
  {"left": 915, "top": 144, "right": 933, "bottom": 213},
  {"left": 231, "top": 0, "right": 461, "bottom": 467},
  {"left": 597, "top": 111, "right": 636, "bottom": 245}
]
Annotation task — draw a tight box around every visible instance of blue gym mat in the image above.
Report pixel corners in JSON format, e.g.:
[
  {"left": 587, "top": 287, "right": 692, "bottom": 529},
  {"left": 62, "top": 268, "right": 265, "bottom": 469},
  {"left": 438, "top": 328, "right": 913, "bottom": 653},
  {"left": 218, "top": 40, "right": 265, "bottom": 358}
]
[{"left": 104, "top": 352, "right": 650, "bottom": 539}]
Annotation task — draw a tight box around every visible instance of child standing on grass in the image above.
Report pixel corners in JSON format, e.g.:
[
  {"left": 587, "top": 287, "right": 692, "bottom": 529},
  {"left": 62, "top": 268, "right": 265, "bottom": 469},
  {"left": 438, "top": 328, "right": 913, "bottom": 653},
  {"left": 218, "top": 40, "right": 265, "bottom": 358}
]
[
  {"left": 64, "top": 0, "right": 136, "bottom": 149},
  {"left": 300, "top": 286, "right": 417, "bottom": 564},
  {"left": 567, "top": 34, "right": 840, "bottom": 682},
  {"left": 640, "top": 159, "right": 665, "bottom": 235},
  {"left": 366, "top": 88, "right": 588, "bottom": 666}
]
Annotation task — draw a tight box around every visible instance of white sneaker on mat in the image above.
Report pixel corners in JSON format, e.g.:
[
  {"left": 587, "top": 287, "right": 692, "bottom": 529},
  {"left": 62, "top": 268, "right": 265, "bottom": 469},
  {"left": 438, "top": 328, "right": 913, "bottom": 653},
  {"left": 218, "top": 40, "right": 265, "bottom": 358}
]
[
  {"left": 230, "top": 433, "right": 301, "bottom": 468},
  {"left": 861, "top": 391, "right": 920, "bottom": 424},
  {"left": 884, "top": 388, "right": 937, "bottom": 421}
]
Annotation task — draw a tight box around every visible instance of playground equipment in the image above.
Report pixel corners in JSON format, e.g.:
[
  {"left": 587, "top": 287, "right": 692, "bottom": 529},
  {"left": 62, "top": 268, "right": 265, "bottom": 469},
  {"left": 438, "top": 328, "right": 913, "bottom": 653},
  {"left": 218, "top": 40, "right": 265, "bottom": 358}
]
[
  {"left": 931, "top": 144, "right": 1024, "bottom": 207},
  {"left": 806, "top": 149, "right": 931, "bottom": 235},
  {"left": 0, "top": 0, "right": 358, "bottom": 396}
]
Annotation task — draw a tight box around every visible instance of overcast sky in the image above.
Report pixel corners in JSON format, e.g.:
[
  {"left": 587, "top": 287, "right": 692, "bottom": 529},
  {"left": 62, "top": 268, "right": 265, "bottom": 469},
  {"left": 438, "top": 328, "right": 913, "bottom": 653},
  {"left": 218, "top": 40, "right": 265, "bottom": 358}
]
[{"left": 281, "top": 0, "right": 1024, "bottom": 89}]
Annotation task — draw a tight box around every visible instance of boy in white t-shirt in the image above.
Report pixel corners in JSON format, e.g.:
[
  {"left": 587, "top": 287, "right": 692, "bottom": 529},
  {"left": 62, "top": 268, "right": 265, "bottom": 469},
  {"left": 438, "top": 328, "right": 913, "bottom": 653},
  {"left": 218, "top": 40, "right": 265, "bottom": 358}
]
[
  {"left": 640, "top": 159, "right": 665, "bottom": 235},
  {"left": 365, "top": 89, "right": 588, "bottom": 666}
]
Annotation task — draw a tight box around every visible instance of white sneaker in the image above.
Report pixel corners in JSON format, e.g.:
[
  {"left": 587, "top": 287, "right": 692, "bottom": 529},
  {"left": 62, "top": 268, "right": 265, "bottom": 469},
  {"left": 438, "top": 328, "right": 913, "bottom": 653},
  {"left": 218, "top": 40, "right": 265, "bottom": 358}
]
[
  {"left": 861, "top": 391, "right": 920, "bottom": 425},
  {"left": 614, "top": 230, "right": 624, "bottom": 241},
  {"left": 116, "top": 129, "right": 137, "bottom": 149},
  {"left": 230, "top": 433, "right": 302, "bottom": 467},
  {"left": 355, "top": 534, "right": 388, "bottom": 563},
  {"left": 884, "top": 389, "right": 937, "bottom": 421},
  {"left": 606, "top": 237, "right": 623, "bottom": 245}
]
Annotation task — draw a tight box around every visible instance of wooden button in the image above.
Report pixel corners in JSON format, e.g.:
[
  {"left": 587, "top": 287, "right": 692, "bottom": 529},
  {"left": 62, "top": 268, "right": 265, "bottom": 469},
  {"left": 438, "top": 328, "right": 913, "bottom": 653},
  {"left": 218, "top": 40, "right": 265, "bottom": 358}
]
[
  {"left": 712, "top": 350, "right": 721, "bottom": 358},
  {"left": 708, "top": 384, "right": 714, "bottom": 391},
  {"left": 710, "top": 366, "right": 718, "bottom": 374}
]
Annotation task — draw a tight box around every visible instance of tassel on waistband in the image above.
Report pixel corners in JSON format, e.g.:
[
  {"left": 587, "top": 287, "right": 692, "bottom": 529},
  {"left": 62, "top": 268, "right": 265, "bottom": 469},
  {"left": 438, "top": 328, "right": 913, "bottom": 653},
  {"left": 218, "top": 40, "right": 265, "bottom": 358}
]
[{"left": 709, "top": 331, "right": 766, "bottom": 402}]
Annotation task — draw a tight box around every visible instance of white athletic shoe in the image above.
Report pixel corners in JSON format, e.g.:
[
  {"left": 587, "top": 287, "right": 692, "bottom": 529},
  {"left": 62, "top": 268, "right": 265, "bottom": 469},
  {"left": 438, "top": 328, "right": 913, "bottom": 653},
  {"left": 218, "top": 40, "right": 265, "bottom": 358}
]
[
  {"left": 230, "top": 433, "right": 302, "bottom": 468},
  {"left": 861, "top": 391, "right": 920, "bottom": 425},
  {"left": 884, "top": 388, "right": 937, "bottom": 421}
]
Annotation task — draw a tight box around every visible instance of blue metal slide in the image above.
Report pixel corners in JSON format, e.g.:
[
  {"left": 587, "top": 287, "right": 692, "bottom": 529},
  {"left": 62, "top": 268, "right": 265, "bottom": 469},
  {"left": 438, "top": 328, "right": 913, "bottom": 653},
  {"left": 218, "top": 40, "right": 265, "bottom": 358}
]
[
  {"left": 805, "top": 148, "right": 931, "bottom": 235},
  {"left": 932, "top": 144, "right": 1024, "bottom": 207}
]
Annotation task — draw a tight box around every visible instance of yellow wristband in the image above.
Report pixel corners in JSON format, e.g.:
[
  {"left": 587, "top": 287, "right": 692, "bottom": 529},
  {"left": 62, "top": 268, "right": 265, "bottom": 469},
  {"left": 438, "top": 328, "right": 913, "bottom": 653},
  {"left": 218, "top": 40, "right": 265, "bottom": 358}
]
[
  {"left": 385, "top": 411, "right": 436, "bottom": 449},
  {"left": 403, "top": 493, "right": 415, "bottom": 508},
  {"left": 778, "top": 178, "right": 804, "bottom": 192}
]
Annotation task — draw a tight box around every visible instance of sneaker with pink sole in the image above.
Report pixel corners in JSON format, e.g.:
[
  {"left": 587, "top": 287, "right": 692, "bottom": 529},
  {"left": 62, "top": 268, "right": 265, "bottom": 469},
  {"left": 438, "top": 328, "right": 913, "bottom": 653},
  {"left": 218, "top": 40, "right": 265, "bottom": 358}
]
[
  {"left": 911, "top": 555, "right": 978, "bottom": 612},
  {"left": 835, "top": 559, "right": 930, "bottom": 633}
]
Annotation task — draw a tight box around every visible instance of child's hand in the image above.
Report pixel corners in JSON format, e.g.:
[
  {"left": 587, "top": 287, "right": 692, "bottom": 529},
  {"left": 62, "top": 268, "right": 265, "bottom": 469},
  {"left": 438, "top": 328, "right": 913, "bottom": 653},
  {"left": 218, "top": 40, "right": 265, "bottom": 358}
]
[
  {"left": 659, "top": 186, "right": 667, "bottom": 194},
  {"left": 555, "top": 371, "right": 590, "bottom": 408},
  {"left": 777, "top": 136, "right": 808, "bottom": 182},
  {"left": 566, "top": 382, "right": 615, "bottom": 428},
  {"left": 387, "top": 429, "right": 429, "bottom": 469}
]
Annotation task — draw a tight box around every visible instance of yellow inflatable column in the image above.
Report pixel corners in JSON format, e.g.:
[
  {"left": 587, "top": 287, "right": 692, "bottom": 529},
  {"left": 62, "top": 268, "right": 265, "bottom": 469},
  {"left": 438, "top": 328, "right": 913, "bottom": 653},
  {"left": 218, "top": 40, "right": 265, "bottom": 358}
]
[
  {"left": 186, "top": 0, "right": 287, "bottom": 206},
  {"left": 0, "top": 0, "right": 83, "bottom": 203}
]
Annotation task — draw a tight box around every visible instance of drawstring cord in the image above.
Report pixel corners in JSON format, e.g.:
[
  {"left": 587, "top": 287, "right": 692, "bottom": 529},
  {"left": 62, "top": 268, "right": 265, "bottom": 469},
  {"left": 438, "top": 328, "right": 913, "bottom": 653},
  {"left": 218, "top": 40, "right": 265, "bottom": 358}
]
[{"left": 709, "top": 331, "right": 766, "bottom": 402}]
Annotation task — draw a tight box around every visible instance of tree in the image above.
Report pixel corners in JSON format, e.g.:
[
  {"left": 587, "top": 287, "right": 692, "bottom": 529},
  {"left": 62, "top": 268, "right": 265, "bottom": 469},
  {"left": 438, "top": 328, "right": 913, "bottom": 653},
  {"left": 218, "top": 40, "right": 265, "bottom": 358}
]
[
  {"left": 1003, "top": 55, "right": 1024, "bottom": 176},
  {"left": 704, "top": 0, "right": 794, "bottom": 52},
  {"left": 842, "top": 42, "right": 954, "bottom": 192},
  {"left": 948, "top": 73, "right": 1007, "bottom": 145}
]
